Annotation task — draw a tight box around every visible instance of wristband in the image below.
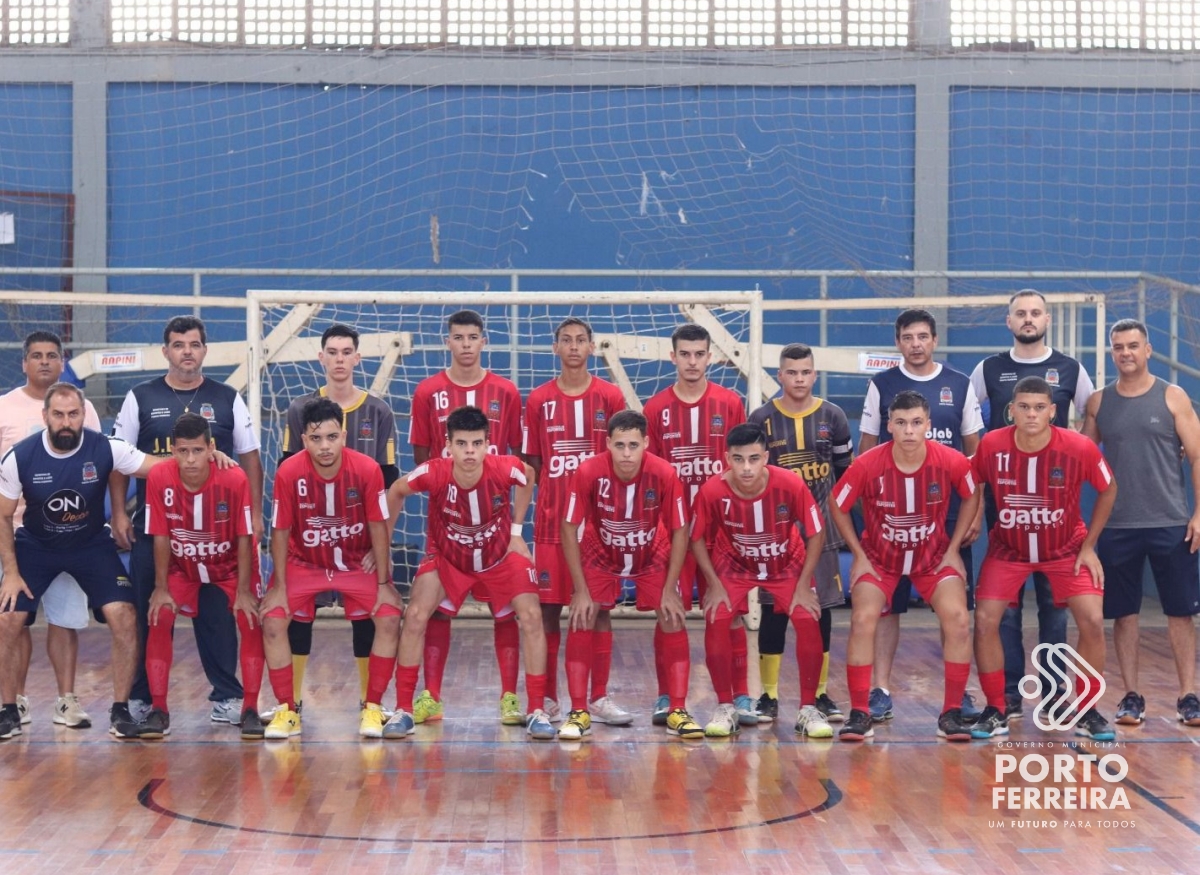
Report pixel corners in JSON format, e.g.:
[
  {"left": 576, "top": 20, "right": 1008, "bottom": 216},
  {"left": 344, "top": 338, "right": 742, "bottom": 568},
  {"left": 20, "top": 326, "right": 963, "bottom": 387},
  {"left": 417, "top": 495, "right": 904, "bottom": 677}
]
[{"left": 511, "top": 523, "right": 523, "bottom": 536}]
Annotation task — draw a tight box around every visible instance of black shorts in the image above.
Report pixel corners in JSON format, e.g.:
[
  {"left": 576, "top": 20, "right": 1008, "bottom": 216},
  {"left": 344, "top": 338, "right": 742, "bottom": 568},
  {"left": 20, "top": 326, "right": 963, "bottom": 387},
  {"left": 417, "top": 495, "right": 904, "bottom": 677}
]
[
  {"left": 11, "top": 531, "right": 134, "bottom": 616},
  {"left": 1098, "top": 525, "right": 1200, "bottom": 619}
]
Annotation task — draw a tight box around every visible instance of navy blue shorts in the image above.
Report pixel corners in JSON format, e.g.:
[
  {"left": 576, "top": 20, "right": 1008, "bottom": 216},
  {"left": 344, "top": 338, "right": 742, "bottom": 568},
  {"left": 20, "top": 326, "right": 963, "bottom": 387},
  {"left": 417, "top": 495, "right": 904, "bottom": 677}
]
[
  {"left": 1098, "top": 525, "right": 1200, "bottom": 619},
  {"left": 11, "top": 531, "right": 134, "bottom": 617}
]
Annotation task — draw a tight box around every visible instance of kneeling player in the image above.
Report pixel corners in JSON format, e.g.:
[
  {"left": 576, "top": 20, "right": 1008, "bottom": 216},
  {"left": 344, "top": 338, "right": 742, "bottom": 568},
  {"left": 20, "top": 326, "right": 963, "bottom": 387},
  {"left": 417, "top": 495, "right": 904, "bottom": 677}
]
[
  {"left": 143, "top": 413, "right": 264, "bottom": 739},
  {"left": 260, "top": 398, "right": 402, "bottom": 740},
  {"left": 830, "top": 391, "right": 980, "bottom": 742},
  {"left": 388, "top": 405, "right": 554, "bottom": 740},
  {"left": 690, "top": 424, "right": 828, "bottom": 738}
]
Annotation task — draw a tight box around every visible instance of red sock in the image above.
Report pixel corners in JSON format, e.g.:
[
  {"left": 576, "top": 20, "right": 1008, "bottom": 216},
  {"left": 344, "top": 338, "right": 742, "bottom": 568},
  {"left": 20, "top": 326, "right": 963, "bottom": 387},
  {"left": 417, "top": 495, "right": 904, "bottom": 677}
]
[
  {"left": 591, "top": 630, "right": 613, "bottom": 702},
  {"left": 653, "top": 624, "right": 668, "bottom": 696},
  {"left": 730, "top": 623, "right": 749, "bottom": 699},
  {"left": 704, "top": 616, "right": 734, "bottom": 703},
  {"left": 980, "top": 669, "right": 1006, "bottom": 711},
  {"left": 660, "top": 627, "right": 691, "bottom": 711},
  {"left": 268, "top": 665, "right": 294, "bottom": 710},
  {"left": 1075, "top": 672, "right": 1092, "bottom": 706},
  {"left": 544, "top": 626, "right": 561, "bottom": 701},
  {"left": 847, "top": 663, "right": 872, "bottom": 714},
  {"left": 495, "top": 617, "right": 521, "bottom": 695},
  {"left": 366, "top": 654, "right": 396, "bottom": 706},
  {"left": 394, "top": 663, "right": 419, "bottom": 712},
  {"left": 565, "top": 629, "right": 593, "bottom": 712},
  {"left": 791, "top": 610, "right": 823, "bottom": 706},
  {"left": 145, "top": 609, "right": 176, "bottom": 712},
  {"left": 422, "top": 615, "right": 451, "bottom": 700},
  {"left": 235, "top": 612, "right": 264, "bottom": 711},
  {"left": 525, "top": 673, "right": 547, "bottom": 715},
  {"left": 943, "top": 661, "right": 971, "bottom": 714}
]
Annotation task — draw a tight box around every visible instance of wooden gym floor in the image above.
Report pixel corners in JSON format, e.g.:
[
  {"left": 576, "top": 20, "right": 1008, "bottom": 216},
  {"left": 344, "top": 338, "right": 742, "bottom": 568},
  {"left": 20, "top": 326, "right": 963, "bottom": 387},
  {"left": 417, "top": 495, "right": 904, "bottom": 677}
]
[{"left": 2, "top": 604, "right": 1197, "bottom": 875}]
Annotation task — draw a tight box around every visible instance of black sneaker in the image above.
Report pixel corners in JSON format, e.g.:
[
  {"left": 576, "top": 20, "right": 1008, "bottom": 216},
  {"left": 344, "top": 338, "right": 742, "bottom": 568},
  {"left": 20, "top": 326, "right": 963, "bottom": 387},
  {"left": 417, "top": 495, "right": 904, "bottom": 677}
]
[
  {"left": 936, "top": 707, "right": 974, "bottom": 742},
  {"left": 1004, "top": 697, "right": 1024, "bottom": 720},
  {"left": 815, "top": 693, "right": 845, "bottom": 723},
  {"left": 756, "top": 693, "right": 779, "bottom": 724},
  {"left": 0, "top": 706, "right": 21, "bottom": 740},
  {"left": 139, "top": 708, "right": 171, "bottom": 740},
  {"left": 109, "top": 703, "right": 143, "bottom": 739},
  {"left": 240, "top": 707, "right": 266, "bottom": 740},
  {"left": 1114, "top": 691, "right": 1146, "bottom": 725},
  {"left": 1075, "top": 708, "right": 1115, "bottom": 741},
  {"left": 960, "top": 691, "right": 983, "bottom": 721},
  {"left": 838, "top": 708, "right": 874, "bottom": 742},
  {"left": 970, "top": 705, "right": 1009, "bottom": 739},
  {"left": 1176, "top": 693, "right": 1200, "bottom": 727}
]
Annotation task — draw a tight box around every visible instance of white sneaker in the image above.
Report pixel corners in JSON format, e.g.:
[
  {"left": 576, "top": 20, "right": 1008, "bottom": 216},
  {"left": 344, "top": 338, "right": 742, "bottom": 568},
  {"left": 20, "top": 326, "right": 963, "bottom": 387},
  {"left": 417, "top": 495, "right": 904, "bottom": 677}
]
[
  {"left": 210, "top": 698, "right": 244, "bottom": 724},
  {"left": 53, "top": 693, "right": 91, "bottom": 729},
  {"left": 704, "top": 702, "right": 740, "bottom": 738},
  {"left": 17, "top": 694, "right": 30, "bottom": 725},
  {"left": 795, "top": 704, "right": 834, "bottom": 739},
  {"left": 129, "top": 699, "right": 153, "bottom": 723},
  {"left": 544, "top": 697, "right": 563, "bottom": 723},
  {"left": 589, "top": 696, "right": 634, "bottom": 726}
]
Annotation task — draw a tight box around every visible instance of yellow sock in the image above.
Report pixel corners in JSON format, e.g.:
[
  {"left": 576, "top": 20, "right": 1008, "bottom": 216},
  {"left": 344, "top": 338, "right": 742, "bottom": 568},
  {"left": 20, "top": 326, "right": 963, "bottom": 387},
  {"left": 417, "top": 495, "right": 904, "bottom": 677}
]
[
  {"left": 816, "top": 651, "right": 831, "bottom": 698},
  {"left": 357, "top": 657, "right": 370, "bottom": 702},
  {"left": 760, "top": 653, "right": 782, "bottom": 700},
  {"left": 291, "top": 654, "right": 308, "bottom": 706}
]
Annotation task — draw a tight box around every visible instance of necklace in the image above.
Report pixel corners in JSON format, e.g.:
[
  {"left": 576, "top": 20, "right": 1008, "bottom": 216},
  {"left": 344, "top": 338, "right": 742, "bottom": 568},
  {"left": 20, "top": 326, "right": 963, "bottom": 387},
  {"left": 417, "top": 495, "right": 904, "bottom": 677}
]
[{"left": 168, "top": 379, "right": 203, "bottom": 413}]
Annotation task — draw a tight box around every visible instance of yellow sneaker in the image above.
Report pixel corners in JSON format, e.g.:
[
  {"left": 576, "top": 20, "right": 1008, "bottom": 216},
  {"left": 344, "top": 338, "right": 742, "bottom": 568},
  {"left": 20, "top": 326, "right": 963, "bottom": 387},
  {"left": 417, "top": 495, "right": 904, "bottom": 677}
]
[
  {"left": 665, "top": 708, "right": 704, "bottom": 739},
  {"left": 499, "top": 691, "right": 524, "bottom": 725},
  {"left": 558, "top": 709, "right": 592, "bottom": 740},
  {"left": 413, "top": 690, "right": 444, "bottom": 724},
  {"left": 359, "top": 703, "right": 386, "bottom": 739},
  {"left": 264, "top": 707, "right": 301, "bottom": 740}
]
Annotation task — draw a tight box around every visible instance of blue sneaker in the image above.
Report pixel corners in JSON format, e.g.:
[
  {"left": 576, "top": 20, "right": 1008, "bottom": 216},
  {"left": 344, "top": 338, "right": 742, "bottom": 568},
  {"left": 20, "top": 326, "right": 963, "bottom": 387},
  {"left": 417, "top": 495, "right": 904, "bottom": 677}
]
[
  {"left": 651, "top": 694, "right": 671, "bottom": 726},
  {"left": 732, "top": 695, "right": 759, "bottom": 727},
  {"left": 960, "top": 691, "right": 983, "bottom": 721},
  {"left": 869, "top": 687, "right": 893, "bottom": 723},
  {"left": 526, "top": 709, "right": 555, "bottom": 740},
  {"left": 382, "top": 709, "right": 416, "bottom": 739}
]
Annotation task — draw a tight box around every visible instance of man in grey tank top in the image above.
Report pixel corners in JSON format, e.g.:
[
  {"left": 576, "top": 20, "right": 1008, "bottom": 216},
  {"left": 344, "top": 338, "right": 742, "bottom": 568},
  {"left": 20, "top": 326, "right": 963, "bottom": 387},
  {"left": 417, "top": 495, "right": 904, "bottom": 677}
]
[{"left": 1082, "top": 318, "right": 1200, "bottom": 728}]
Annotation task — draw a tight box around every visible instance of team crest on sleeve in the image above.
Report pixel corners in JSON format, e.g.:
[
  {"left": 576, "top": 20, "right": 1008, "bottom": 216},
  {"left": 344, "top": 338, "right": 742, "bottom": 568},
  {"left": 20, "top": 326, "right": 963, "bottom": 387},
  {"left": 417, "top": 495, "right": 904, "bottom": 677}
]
[
  {"left": 199, "top": 402, "right": 215, "bottom": 420},
  {"left": 81, "top": 462, "right": 98, "bottom": 483},
  {"left": 1045, "top": 369, "right": 1060, "bottom": 387},
  {"left": 215, "top": 501, "right": 230, "bottom": 521},
  {"left": 710, "top": 414, "right": 725, "bottom": 435},
  {"left": 1049, "top": 467, "right": 1065, "bottom": 487},
  {"left": 939, "top": 387, "right": 954, "bottom": 406}
]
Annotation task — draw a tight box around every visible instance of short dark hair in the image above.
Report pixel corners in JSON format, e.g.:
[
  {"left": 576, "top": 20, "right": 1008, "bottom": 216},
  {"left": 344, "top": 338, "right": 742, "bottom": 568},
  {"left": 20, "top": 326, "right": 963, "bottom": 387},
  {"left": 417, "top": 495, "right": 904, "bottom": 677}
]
[
  {"left": 607, "top": 409, "right": 647, "bottom": 437},
  {"left": 726, "top": 423, "right": 768, "bottom": 451},
  {"left": 1110, "top": 318, "right": 1148, "bottom": 339},
  {"left": 163, "top": 315, "right": 207, "bottom": 346},
  {"left": 23, "top": 331, "right": 62, "bottom": 357},
  {"left": 172, "top": 412, "right": 212, "bottom": 443},
  {"left": 43, "top": 382, "right": 85, "bottom": 412},
  {"left": 301, "top": 397, "right": 344, "bottom": 431},
  {"left": 888, "top": 390, "right": 930, "bottom": 416},
  {"left": 554, "top": 317, "right": 593, "bottom": 342},
  {"left": 1013, "top": 376, "right": 1054, "bottom": 400},
  {"left": 321, "top": 323, "right": 360, "bottom": 349},
  {"left": 447, "top": 309, "right": 484, "bottom": 333},
  {"left": 446, "top": 405, "right": 489, "bottom": 438},
  {"left": 1009, "top": 288, "right": 1047, "bottom": 306},
  {"left": 895, "top": 309, "right": 936, "bottom": 339},
  {"left": 670, "top": 324, "right": 710, "bottom": 350},
  {"left": 779, "top": 343, "right": 813, "bottom": 365}
]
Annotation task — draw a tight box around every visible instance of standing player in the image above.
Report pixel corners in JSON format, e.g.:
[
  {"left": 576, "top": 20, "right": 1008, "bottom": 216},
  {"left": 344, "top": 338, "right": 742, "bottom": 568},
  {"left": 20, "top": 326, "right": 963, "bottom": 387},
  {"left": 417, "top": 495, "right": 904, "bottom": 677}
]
[
  {"left": 643, "top": 324, "right": 748, "bottom": 726},
  {"left": 387, "top": 406, "right": 554, "bottom": 741},
  {"left": 829, "top": 391, "right": 980, "bottom": 742},
  {"left": 858, "top": 309, "right": 983, "bottom": 723},
  {"left": 749, "top": 343, "right": 853, "bottom": 724},
  {"left": 407, "top": 309, "right": 524, "bottom": 725},
  {"left": 259, "top": 398, "right": 401, "bottom": 740},
  {"left": 522, "top": 318, "right": 626, "bottom": 723},
  {"left": 690, "top": 424, "right": 827, "bottom": 738},
  {"left": 970, "top": 377, "right": 1117, "bottom": 741},
  {"left": 143, "top": 414, "right": 264, "bottom": 739},
  {"left": 0, "top": 384, "right": 159, "bottom": 740},
  {"left": 560, "top": 410, "right": 699, "bottom": 740},
  {"left": 1081, "top": 319, "right": 1200, "bottom": 727},
  {"left": 969, "top": 289, "right": 1094, "bottom": 716},
  {"left": 0, "top": 331, "right": 102, "bottom": 729},
  {"left": 279, "top": 323, "right": 398, "bottom": 713},
  {"left": 112, "top": 315, "right": 263, "bottom": 724}
]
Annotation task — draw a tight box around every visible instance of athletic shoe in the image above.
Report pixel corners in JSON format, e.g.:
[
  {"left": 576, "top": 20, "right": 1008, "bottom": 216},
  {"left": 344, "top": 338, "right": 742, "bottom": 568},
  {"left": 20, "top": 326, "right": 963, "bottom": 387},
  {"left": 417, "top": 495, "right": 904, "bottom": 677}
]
[
  {"left": 499, "top": 691, "right": 524, "bottom": 726},
  {"left": 109, "top": 703, "right": 143, "bottom": 739},
  {"left": 544, "top": 698, "right": 563, "bottom": 723},
  {"left": 936, "top": 707, "right": 973, "bottom": 742},
  {"left": 814, "top": 693, "right": 845, "bottom": 724},
  {"left": 1115, "top": 691, "right": 1146, "bottom": 725},
  {"left": 868, "top": 687, "right": 893, "bottom": 722},
  {"left": 558, "top": 709, "right": 592, "bottom": 740},
  {"left": 412, "top": 690, "right": 444, "bottom": 725},
  {"left": 1004, "top": 696, "right": 1024, "bottom": 720},
  {"left": 210, "top": 698, "right": 244, "bottom": 725},
  {"left": 960, "top": 692, "right": 983, "bottom": 722},
  {"left": 970, "top": 705, "right": 1009, "bottom": 739},
  {"left": 17, "top": 694, "right": 30, "bottom": 725},
  {"left": 733, "top": 694, "right": 759, "bottom": 727},
  {"left": 704, "top": 703, "right": 740, "bottom": 738},
  {"left": 0, "top": 707, "right": 22, "bottom": 740},
  {"left": 53, "top": 694, "right": 91, "bottom": 729},
  {"left": 359, "top": 703, "right": 386, "bottom": 739},
  {"left": 589, "top": 696, "right": 634, "bottom": 726},
  {"left": 383, "top": 710, "right": 416, "bottom": 739},
  {"left": 264, "top": 708, "right": 301, "bottom": 740},
  {"left": 651, "top": 694, "right": 670, "bottom": 726},
  {"left": 1075, "top": 708, "right": 1116, "bottom": 741},
  {"left": 665, "top": 708, "right": 704, "bottom": 739},
  {"left": 837, "top": 709, "right": 874, "bottom": 742},
  {"left": 795, "top": 704, "right": 835, "bottom": 739},
  {"left": 526, "top": 709, "right": 556, "bottom": 740},
  {"left": 139, "top": 708, "right": 171, "bottom": 740},
  {"left": 1177, "top": 693, "right": 1200, "bottom": 727},
  {"left": 240, "top": 708, "right": 265, "bottom": 740},
  {"left": 129, "top": 699, "right": 152, "bottom": 723},
  {"left": 755, "top": 693, "right": 779, "bottom": 724}
]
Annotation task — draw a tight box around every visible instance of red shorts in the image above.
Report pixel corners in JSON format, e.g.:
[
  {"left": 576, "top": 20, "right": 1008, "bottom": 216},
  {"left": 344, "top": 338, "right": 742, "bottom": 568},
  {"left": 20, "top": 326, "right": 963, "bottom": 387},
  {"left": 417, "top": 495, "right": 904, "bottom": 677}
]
[
  {"left": 266, "top": 564, "right": 402, "bottom": 622},
  {"left": 416, "top": 551, "right": 537, "bottom": 619},
  {"left": 587, "top": 563, "right": 673, "bottom": 613},
  {"left": 854, "top": 567, "right": 964, "bottom": 616},
  {"left": 166, "top": 571, "right": 260, "bottom": 618},
  {"left": 977, "top": 554, "right": 1102, "bottom": 608},
  {"left": 678, "top": 553, "right": 705, "bottom": 611},
  {"left": 534, "top": 542, "right": 571, "bottom": 606},
  {"left": 712, "top": 575, "right": 811, "bottom": 622}
]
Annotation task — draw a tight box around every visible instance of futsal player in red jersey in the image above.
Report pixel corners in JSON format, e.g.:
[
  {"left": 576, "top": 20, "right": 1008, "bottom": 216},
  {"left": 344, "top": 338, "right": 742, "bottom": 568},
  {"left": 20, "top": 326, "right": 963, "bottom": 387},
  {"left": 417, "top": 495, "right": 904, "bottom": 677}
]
[
  {"left": 560, "top": 409, "right": 700, "bottom": 740},
  {"left": 643, "top": 323, "right": 750, "bottom": 726},
  {"left": 690, "top": 423, "right": 827, "bottom": 738},
  {"left": 830, "top": 391, "right": 980, "bottom": 742},
  {"left": 969, "top": 376, "right": 1117, "bottom": 741},
  {"left": 259, "top": 398, "right": 402, "bottom": 740},
  {"left": 407, "top": 309, "right": 524, "bottom": 726},
  {"left": 387, "top": 405, "right": 554, "bottom": 741},
  {"left": 522, "top": 318, "right": 627, "bottom": 724},
  {"left": 143, "top": 413, "right": 264, "bottom": 739}
]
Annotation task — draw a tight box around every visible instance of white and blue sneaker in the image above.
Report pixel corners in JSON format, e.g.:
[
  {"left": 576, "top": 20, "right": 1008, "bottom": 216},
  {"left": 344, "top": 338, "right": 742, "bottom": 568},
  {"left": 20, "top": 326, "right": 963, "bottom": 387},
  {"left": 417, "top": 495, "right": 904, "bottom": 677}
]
[
  {"left": 383, "top": 710, "right": 416, "bottom": 739},
  {"left": 733, "top": 694, "right": 759, "bottom": 727},
  {"left": 526, "top": 709, "right": 556, "bottom": 740},
  {"left": 869, "top": 687, "right": 894, "bottom": 723}
]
